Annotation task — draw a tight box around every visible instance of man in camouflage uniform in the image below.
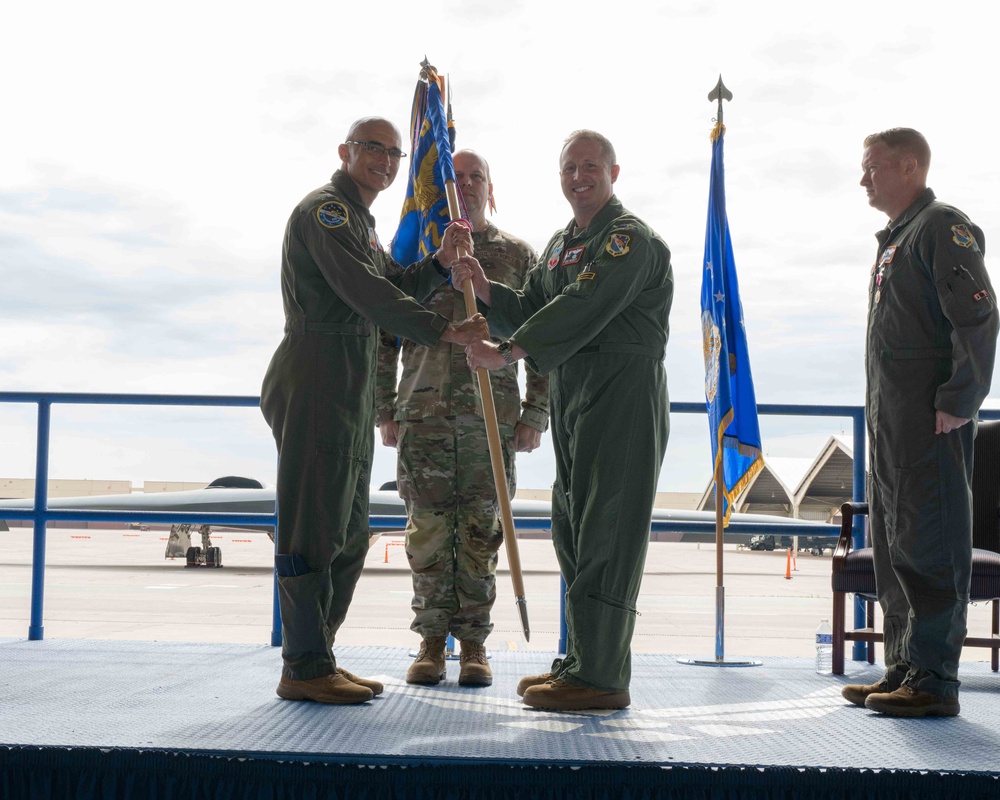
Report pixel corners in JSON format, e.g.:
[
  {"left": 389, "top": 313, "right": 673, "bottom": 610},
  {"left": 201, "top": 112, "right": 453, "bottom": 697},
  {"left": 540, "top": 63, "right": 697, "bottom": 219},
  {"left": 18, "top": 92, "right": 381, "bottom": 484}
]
[
  {"left": 842, "top": 128, "right": 998, "bottom": 718},
  {"left": 260, "top": 117, "right": 486, "bottom": 705},
  {"left": 376, "top": 150, "right": 549, "bottom": 687},
  {"left": 458, "top": 131, "right": 672, "bottom": 711}
]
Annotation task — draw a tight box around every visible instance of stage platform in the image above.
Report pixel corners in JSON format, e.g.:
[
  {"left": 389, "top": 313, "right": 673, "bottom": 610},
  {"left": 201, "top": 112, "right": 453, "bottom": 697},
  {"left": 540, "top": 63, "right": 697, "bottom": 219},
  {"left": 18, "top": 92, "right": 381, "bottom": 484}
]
[{"left": 1, "top": 637, "right": 998, "bottom": 799}]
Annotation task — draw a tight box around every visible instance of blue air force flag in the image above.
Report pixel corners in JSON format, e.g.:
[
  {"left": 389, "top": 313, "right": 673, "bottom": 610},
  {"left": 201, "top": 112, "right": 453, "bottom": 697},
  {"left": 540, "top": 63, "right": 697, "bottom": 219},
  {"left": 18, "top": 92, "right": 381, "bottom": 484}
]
[
  {"left": 700, "top": 124, "right": 764, "bottom": 524},
  {"left": 391, "top": 70, "right": 458, "bottom": 266}
]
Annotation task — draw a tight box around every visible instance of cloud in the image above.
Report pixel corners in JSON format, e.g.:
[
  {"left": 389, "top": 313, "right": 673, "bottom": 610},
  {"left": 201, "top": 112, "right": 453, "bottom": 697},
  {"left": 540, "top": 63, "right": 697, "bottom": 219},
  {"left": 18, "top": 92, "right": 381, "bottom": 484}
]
[{"left": 2, "top": 0, "right": 998, "bottom": 495}]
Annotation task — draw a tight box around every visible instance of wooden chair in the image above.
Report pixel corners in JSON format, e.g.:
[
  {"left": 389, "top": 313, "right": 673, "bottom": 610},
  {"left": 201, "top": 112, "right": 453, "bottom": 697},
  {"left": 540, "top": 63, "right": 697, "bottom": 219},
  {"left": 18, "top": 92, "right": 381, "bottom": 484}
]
[{"left": 831, "top": 419, "right": 1000, "bottom": 674}]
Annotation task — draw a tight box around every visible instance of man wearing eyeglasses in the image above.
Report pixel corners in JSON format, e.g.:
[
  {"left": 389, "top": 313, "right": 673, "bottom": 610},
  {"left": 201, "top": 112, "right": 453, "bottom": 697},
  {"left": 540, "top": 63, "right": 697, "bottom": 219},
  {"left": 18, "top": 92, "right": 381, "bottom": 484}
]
[
  {"left": 375, "top": 150, "right": 549, "bottom": 688},
  {"left": 261, "top": 117, "right": 487, "bottom": 705},
  {"left": 454, "top": 130, "right": 672, "bottom": 711}
]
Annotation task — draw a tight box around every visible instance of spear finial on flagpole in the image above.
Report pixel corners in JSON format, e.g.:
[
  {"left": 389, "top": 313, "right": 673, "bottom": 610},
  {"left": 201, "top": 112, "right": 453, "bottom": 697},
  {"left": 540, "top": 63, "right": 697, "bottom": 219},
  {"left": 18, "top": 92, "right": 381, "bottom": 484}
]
[
  {"left": 707, "top": 75, "right": 733, "bottom": 141},
  {"left": 708, "top": 75, "right": 733, "bottom": 123},
  {"left": 445, "top": 73, "right": 457, "bottom": 152}
]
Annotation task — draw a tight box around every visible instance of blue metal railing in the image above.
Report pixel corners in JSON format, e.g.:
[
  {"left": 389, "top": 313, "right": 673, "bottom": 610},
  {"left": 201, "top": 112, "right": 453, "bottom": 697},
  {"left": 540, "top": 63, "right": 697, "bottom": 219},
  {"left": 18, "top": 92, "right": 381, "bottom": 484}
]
[{"left": 2, "top": 391, "right": 918, "bottom": 659}]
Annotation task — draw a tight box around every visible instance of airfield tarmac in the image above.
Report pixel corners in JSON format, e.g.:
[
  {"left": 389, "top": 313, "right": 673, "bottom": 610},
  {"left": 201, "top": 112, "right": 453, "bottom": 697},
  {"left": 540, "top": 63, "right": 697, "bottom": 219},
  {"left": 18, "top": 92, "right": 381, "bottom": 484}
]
[{"left": 1, "top": 525, "right": 996, "bottom": 667}]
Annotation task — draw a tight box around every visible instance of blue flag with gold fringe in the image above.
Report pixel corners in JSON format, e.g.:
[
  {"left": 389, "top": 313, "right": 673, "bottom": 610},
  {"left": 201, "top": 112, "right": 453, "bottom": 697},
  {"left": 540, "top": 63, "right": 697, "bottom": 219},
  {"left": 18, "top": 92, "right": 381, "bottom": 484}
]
[
  {"left": 700, "top": 123, "right": 763, "bottom": 524},
  {"left": 391, "top": 67, "right": 459, "bottom": 266}
]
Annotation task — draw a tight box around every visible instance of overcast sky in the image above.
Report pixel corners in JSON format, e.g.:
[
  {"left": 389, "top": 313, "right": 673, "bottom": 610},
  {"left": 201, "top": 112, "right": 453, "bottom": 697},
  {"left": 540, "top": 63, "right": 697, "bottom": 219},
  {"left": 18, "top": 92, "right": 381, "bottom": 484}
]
[{"left": 2, "top": 0, "right": 998, "bottom": 495}]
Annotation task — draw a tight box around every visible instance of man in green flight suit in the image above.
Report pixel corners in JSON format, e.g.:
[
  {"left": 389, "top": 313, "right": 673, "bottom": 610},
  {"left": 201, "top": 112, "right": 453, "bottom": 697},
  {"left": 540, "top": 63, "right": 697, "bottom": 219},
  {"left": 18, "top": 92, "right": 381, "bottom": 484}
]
[
  {"left": 455, "top": 130, "right": 673, "bottom": 711},
  {"left": 843, "top": 127, "right": 998, "bottom": 718},
  {"left": 375, "top": 149, "right": 549, "bottom": 687},
  {"left": 260, "top": 117, "right": 487, "bottom": 705}
]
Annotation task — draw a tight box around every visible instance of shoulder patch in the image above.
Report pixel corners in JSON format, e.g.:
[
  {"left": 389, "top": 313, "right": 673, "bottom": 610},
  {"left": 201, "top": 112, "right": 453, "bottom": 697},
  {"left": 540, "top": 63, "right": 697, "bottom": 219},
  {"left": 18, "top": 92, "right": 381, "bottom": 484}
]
[
  {"left": 951, "top": 224, "right": 976, "bottom": 249},
  {"left": 606, "top": 233, "right": 630, "bottom": 258},
  {"left": 317, "top": 201, "right": 349, "bottom": 229}
]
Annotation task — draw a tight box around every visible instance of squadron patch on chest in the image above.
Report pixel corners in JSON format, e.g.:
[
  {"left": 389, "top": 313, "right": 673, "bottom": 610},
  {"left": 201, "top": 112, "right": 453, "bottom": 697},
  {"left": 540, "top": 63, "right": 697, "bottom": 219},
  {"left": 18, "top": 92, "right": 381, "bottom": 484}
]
[
  {"left": 606, "top": 233, "right": 630, "bottom": 258},
  {"left": 368, "top": 227, "right": 383, "bottom": 251},
  {"left": 547, "top": 245, "right": 564, "bottom": 270},
  {"left": 562, "top": 246, "right": 585, "bottom": 266},
  {"left": 317, "top": 201, "right": 349, "bottom": 229},
  {"left": 879, "top": 246, "right": 897, "bottom": 265},
  {"left": 951, "top": 224, "right": 976, "bottom": 248}
]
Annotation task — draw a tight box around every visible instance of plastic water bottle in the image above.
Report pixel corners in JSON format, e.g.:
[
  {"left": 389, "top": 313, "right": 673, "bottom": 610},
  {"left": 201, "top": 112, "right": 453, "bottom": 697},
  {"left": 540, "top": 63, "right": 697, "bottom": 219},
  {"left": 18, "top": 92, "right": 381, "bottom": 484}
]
[{"left": 815, "top": 619, "right": 833, "bottom": 674}]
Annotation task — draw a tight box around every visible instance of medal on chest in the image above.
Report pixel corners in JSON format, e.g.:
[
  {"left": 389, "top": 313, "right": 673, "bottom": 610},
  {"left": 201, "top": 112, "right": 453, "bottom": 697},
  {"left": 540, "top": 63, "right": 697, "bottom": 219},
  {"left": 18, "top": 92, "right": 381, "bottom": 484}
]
[{"left": 873, "top": 245, "right": 897, "bottom": 304}]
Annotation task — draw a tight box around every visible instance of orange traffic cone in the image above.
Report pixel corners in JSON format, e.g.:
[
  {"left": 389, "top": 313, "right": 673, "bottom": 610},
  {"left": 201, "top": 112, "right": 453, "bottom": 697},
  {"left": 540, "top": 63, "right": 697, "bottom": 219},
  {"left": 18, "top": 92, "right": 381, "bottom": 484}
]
[{"left": 784, "top": 548, "right": 792, "bottom": 580}]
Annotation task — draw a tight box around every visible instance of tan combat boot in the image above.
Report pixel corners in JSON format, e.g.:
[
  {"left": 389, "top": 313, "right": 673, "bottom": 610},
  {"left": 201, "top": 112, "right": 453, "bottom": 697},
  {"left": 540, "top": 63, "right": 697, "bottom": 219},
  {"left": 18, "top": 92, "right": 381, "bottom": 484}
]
[
  {"left": 864, "top": 685, "right": 960, "bottom": 717},
  {"left": 522, "top": 677, "right": 630, "bottom": 711},
  {"left": 516, "top": 672, "right": 552, "bottom": 697},
  {"left": 276, "top": 672, "right": 374, "bottom": 704},
  {"left": 841, "top": 678, "right": 889, "bottom": 708},
  {"left": 458, "top": 640, "right": 492, "bottom": 687},
  {"left": 337, "top": 667, "right": 384, "bottom": 696},
  {"left": 406, "top": 636, "right": 447, "bottom": 685}
]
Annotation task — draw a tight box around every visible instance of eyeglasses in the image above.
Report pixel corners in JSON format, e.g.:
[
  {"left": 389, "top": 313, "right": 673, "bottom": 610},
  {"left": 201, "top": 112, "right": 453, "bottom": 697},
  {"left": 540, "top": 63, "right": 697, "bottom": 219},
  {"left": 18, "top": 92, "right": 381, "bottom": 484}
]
[{"left": 345, "top": 141, "right": 407, "bottom": 160}]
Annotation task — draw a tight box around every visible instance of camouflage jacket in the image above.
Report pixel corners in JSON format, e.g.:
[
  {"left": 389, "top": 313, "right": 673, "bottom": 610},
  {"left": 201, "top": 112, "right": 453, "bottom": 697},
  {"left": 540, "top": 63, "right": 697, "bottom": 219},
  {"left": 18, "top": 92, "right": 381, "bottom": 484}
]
[{"left": 376, "top": 224, "right": 549, "bottom": 430}]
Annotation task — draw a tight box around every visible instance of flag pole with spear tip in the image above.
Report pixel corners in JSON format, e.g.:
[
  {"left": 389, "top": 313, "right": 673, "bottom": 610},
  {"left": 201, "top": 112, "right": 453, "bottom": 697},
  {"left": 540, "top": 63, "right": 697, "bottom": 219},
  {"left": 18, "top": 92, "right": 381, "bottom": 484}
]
[
  {"left": 679, "top": 75, "right": 763, "bottom": 668},
  {"left": 419, "top": 58, "right": 530, "bottom": 641}
]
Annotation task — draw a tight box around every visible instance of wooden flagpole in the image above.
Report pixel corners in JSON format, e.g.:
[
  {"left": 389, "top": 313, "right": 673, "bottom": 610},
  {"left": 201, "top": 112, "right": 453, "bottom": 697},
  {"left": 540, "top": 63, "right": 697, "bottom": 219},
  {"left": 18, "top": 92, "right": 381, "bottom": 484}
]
[{"left": 425, "top": 61, "right": 529, "bottom": 640}]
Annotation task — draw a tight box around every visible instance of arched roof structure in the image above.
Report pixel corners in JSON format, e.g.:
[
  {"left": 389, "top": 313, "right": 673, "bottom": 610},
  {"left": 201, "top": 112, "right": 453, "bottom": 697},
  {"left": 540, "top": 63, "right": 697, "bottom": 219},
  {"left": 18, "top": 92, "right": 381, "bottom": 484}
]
[{"left": 696, "top": 435, "right": 855, "bottom": 522}]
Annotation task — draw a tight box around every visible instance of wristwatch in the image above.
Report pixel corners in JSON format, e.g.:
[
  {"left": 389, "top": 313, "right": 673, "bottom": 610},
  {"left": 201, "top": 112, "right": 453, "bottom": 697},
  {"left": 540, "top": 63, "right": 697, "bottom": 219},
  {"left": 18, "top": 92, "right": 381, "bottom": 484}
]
[{"left": 497, "top": 341, "right": 516, "bottom": 365}]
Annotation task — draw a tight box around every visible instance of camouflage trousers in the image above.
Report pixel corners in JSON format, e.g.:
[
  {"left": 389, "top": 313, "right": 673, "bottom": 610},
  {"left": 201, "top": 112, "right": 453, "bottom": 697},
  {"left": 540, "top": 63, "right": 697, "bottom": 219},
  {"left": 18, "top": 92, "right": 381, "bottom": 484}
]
[{"left": 397, "top": 415, "right": 515, "bottom": 643}]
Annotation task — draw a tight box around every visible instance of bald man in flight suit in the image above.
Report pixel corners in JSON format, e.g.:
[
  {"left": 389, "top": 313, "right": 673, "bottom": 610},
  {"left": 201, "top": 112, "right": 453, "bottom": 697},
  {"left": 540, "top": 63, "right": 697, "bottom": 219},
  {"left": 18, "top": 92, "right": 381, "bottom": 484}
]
[
  {"left": 456, "top": 130, "right": 672, "bottom": 711},
  {"left": 261, "top": 116, "right": 486, "bottom": 705},
  {"left": 843, "top": 127, "right": 998, "bottom": 718}
]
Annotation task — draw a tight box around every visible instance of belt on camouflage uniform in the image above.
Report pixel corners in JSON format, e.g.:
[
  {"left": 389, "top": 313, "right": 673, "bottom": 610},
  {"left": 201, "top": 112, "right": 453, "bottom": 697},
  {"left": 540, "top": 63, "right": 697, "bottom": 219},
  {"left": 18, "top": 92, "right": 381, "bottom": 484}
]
[{"left": 577, "top": 342, "right": 664, "bottom": 360}]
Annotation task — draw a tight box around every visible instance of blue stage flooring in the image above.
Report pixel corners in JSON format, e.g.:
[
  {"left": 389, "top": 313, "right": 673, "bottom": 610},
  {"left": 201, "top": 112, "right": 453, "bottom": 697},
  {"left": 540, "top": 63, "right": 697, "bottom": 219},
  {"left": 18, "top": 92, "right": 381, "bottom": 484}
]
[{"left": 2, "top": 638, "right": 999, "bottom": 798}]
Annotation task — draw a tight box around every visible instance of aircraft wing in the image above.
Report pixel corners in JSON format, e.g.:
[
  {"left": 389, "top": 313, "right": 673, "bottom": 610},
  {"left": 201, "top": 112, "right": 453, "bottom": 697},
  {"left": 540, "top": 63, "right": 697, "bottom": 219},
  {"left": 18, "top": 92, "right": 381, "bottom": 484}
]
[
  {"left": 647, "top": 506, "right": 836, "bottom": 544},
  {"left": 1, "top": 481, "right": 833, "bottom": 541},
  {"left": 0, "top": 484, "right": 543, "bottom": 533}
]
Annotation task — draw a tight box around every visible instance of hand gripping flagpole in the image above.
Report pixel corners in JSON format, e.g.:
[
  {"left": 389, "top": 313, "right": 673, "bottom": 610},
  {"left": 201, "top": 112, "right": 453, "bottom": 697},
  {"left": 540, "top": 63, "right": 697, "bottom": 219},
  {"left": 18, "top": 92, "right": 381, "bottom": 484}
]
[
  {"left": 679, "top": 75, "right": 760, "bottom": 668},
  {"left": 421, "top": 60, "right": 530, "bottom": 641}
]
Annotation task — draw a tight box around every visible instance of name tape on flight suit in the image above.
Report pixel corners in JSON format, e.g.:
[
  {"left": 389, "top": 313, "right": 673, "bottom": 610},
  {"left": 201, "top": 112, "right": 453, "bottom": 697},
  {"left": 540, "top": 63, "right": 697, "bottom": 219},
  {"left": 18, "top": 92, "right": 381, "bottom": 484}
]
[{"left": 562, "top": 246, "right": 585, "bottom": 266}]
